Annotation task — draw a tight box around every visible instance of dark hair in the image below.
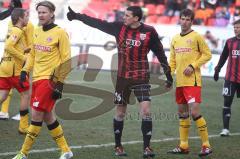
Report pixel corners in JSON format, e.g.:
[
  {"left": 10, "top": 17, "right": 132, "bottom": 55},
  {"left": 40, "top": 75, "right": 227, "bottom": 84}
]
[
  {"left": 233, "top": 19, "right": 240, "bottom": 25},
  {"left": 126, "top": 6, "right": 143, "bottom": 21},
  {"left": 11, "top": 8, "right": 25, "bottom": 25},
  {"left": 180, "top": 9, "right": 195, "bottom": 21},
  {"left": 36, "top": 0, "right": 55, "bottom": 12}
]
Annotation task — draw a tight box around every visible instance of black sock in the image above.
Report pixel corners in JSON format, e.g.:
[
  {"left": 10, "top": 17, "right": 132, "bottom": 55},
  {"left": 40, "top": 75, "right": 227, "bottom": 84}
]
[
  {"left": 223, "top": 107, "right": 231, "bottom": 129},
  {"left": 141, "top": 117, "right": 152, "bottom": 149},
  {"left": 113, "top": 118, "right": 123, "bottom": 147},
  {"left": 20, "top": 109, "right": 29, "bottom": 116}
]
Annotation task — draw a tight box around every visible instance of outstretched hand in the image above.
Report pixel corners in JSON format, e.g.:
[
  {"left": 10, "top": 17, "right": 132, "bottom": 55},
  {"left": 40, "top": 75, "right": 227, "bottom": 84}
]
[
  {"left": 10, "top": 0, "right": 22, "bottom": 8},
  {"left": 67, "top": 6, "right": 77, "bottom": 21}
]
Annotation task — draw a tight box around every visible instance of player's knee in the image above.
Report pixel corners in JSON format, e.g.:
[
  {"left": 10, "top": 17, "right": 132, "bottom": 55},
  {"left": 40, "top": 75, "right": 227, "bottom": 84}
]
[
  {"left": 191, "top": 112, "right": 201, "bottom": 119},
  {"left": 116, "top": 111, "right": 126, "bottom": 120},
  {"left": 31, "top": 110, "right": 44, "bottom": 122},
  {"left": 140, "top": 108, "right": 151, "bottom": 118},
  {"left": 178, "top": 112, "right": 189, "bottom": 119}
]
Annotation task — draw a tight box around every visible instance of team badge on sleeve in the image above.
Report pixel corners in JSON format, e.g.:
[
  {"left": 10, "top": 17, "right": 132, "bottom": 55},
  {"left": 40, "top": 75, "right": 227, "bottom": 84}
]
[{"left": 11, "top": 35, "right": 18, "bottom": 42}]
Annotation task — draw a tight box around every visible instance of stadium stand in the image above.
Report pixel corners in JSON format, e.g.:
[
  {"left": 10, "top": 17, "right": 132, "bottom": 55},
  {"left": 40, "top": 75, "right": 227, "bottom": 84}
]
[{"left": 0, "top": 0, "right": 239, "bottom": 26}]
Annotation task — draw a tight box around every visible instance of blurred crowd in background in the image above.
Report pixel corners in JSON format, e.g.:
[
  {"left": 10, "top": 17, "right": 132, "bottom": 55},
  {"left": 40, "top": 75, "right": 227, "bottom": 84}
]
[{"left": 0, "top": 0, "right": 239, "bottom": 27}]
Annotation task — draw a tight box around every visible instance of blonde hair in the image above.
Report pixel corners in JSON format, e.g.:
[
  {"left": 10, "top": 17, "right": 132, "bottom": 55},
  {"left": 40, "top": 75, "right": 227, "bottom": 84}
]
[{"left": 36, "top": 0, "right": 55, "bottom": 12}]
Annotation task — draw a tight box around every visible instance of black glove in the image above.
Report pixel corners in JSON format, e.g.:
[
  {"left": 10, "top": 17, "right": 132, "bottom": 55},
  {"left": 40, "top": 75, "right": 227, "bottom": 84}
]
[
  {"left": 10, "top": 0, "right": 22, "bottom": 8},
  {"left": 67, "top": 6, "right": 78, "bottom": 21},
  {"left": 19, "top": 71, "right": 27, "bottom": 88},
  {"left": 214, "top": 66, "right": 220, "bottom": 81},
  {"left": 52, "top": 81, "right": 64, "bottom": 100},
  {"left": 165, "top": 71, "right": 173, "bottom": 88}
]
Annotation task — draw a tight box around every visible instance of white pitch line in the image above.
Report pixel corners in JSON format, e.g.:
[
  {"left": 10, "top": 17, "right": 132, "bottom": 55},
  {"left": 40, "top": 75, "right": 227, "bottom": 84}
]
[{"left": 1, "top": 133, "right": 240, "bottom": 157}]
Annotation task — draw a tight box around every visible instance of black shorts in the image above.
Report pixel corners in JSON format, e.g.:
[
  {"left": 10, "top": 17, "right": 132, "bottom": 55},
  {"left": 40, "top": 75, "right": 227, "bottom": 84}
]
[
  {"left": 222, "top": 80, "right": 240, "bottom": 98},
  {"left": 114, "top": 77, "right": 151, "bottom": 105}
]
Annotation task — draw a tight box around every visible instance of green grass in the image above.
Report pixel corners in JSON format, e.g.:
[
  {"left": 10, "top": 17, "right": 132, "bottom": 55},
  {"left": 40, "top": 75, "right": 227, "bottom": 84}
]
[{"left": 0, "top": 70, "right": 240, "bottom": 159}]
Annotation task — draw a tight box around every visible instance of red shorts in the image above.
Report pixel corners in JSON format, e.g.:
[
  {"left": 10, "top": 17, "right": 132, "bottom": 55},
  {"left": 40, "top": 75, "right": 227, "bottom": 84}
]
[
  {"left": 31, "top": 79, "right": 56, "bottom": 112},
  {"left": 176, "top": 86, "right": 201, "bottom": 104},
  {"left": 0, "top": 76, "right": 29, "bottom": 92}
]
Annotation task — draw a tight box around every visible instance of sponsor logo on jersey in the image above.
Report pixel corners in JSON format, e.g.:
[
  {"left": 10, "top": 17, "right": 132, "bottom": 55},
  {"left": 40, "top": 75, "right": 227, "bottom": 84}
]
[
  {"left": 125, "top": 39, "right": 141, "bottom": 48},
  {"left": 34, "top": 44, "right": 52, "bottom": 52},
  {"left": 175, "top": 47, "right": 192, "bottom": 53},
  {"left": 232, "top": 50, "right": 240, "bottom": 56}
]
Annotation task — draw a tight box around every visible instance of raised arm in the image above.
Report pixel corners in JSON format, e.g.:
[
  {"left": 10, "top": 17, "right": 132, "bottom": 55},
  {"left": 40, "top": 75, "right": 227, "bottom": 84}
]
[
  {"left": 67, "top": 6, "right": 122, "bottom": 36},
  {"left": 0, "top": 0, "right": 22, "bottom": 20}
]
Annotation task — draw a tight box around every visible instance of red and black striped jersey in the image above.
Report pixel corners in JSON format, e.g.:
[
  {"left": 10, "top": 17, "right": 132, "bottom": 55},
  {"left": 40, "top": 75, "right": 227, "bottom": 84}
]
[
  {"left": 217, "top": 37, "right": 240, "bottom": 83},
  {"left": 79, "top": 14, "right": 169, "bottom": 80}
]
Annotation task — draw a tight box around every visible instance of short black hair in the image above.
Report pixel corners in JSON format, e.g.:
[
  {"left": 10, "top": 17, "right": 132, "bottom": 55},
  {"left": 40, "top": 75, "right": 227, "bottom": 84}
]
[
  {"left": 126, "top": 6, "right": 143, "bottom": 21},
  {"left": 233, "top": 19, "right": 240, "bottom": 25},
  {"left": 11, "top": 8, "right": 25, "bottom": 25},
  {"left": 180, "top": 9, "right": 195, "bottom": 21}
]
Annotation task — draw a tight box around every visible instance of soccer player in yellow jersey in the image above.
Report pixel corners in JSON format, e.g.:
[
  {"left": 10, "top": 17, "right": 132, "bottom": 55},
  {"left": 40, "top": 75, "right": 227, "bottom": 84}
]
[
  {"left": 167, "top": 9, "right": 212, "bottom": 157},
  {"left": 0, "top": 8, "right": 30, "bottom": 134},
  {"left": 0, "top": 0, "right": 24, "bottom": 120},
  {"left": 0, "top": 20, "right": 34, "bottom": 121},
  {"left": 13, "top": 1, "right": 73, "bottom": 159}
]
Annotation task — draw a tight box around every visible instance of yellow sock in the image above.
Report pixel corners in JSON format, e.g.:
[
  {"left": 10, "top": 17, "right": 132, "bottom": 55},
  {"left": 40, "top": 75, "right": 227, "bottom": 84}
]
[
  {"left": 48, "top": 121, "right": 70, "bottom": 153},
  {"left": 21, "top": 122, "right": 42, "bottom": 155},
  {"left": 1, "top": 90, "right": 12, "bottom": 113},
  {"left": 195, "top": 116, "right": 210, "bottom": 147},
  {"left": 19, "top": 110, "right": 29, "bottom": 133},
  {"left": 179, "top": 118, "right": 190, "bottom": 149}
]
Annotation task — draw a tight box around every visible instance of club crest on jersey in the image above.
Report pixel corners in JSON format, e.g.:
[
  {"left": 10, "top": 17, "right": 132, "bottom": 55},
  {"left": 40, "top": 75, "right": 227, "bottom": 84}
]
[
  {"left": 140, "top": 33, "right": 146, "bottom": 40},
  {"left": 47, "top": 37, "right": 52, "bottom": 42},
  {"left": 186, "top": 39, "right": 193, "bottom": 45}
]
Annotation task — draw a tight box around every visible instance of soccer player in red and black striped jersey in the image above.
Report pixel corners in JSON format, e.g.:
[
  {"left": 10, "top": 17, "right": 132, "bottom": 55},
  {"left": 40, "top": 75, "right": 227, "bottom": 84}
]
[
  {"left": 67, "top": 6, "right": 173, "bottom": 158},
  {"left": 214, "top": 19, "right": 240, "bottom": 137}
]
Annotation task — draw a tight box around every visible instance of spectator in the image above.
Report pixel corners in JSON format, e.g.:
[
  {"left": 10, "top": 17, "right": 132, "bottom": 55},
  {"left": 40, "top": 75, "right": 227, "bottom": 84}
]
[
  {"left": 216, "top": 7, "right": 230, "bottom": 20},
  {"left": 229, "top": 8, "right": 240, "bottom": 25},
  {"left": 165, "top": 0, "right": 184, "bottom": 17}
]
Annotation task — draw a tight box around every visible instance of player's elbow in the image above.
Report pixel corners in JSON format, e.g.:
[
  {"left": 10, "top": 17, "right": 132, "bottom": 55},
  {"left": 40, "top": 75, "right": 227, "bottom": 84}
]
[{"left": 207, "top": 53, "right": 212, "bottom": 61}]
